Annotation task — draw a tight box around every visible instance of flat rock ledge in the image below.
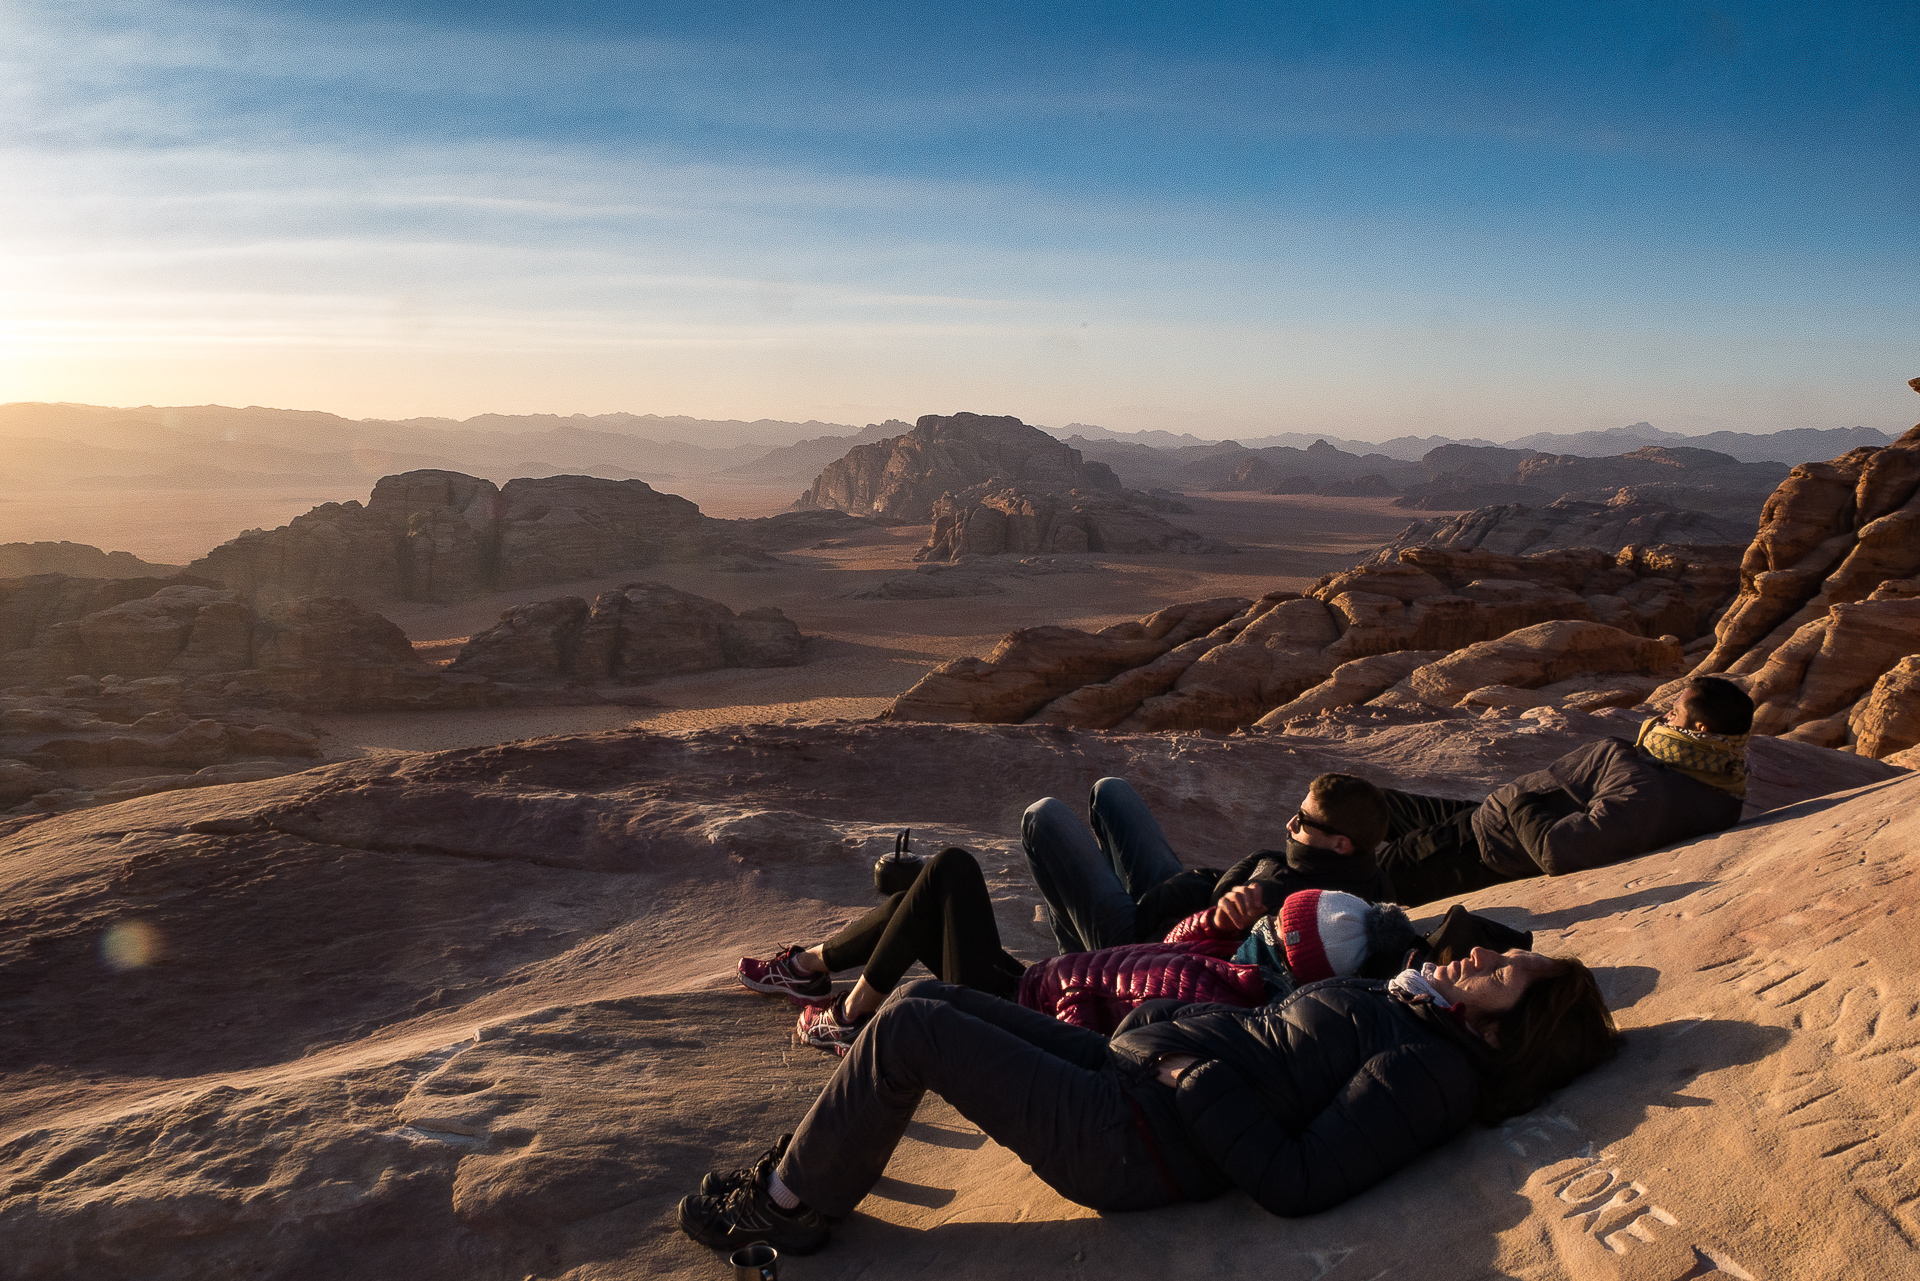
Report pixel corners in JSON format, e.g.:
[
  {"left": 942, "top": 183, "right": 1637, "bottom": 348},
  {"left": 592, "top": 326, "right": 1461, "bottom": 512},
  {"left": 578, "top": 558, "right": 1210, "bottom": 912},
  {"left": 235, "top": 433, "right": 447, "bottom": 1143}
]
[{"left": 0, "top": 715, "right": 1910, "bottom": 1280}]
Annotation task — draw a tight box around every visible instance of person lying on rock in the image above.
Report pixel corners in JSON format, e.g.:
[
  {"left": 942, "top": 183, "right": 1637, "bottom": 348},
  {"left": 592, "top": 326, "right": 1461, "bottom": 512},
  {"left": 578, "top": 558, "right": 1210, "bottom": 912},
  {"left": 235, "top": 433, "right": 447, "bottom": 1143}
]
[
  {"left": 1021, "top": 772, "right": 1398, "bottom": 956},
  {"left": 1369, "top": 675, "right": 1755, "bottom": 906},
  {"left": 680, "top": 947, "right": 1619, "bottom": 1257},
  {"left": 738, "top": 845, "right": 1528, "bottom": 1050}
]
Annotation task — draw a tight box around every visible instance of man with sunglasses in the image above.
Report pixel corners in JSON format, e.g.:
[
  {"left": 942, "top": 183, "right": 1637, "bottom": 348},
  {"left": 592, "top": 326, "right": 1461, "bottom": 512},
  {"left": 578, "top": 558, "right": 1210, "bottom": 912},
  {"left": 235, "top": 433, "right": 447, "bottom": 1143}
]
[{"left": 1021, "top": 773, "right": 1393, "bottom": 955}]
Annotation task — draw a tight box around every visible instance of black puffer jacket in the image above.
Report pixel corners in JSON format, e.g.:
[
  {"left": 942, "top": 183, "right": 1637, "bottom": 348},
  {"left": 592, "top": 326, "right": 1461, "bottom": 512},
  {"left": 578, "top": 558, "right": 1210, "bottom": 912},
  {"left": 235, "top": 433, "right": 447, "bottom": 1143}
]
[{"left": 1109, "top": 978, "right": 1491, "bottom": 1213}]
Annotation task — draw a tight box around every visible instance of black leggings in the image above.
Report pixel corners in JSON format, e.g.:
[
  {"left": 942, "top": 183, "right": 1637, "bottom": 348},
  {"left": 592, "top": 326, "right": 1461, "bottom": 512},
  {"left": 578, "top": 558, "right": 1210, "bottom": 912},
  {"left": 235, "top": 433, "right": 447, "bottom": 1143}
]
[{"left": 818, "top": 848, "right": 1026, "bottom": 1000}]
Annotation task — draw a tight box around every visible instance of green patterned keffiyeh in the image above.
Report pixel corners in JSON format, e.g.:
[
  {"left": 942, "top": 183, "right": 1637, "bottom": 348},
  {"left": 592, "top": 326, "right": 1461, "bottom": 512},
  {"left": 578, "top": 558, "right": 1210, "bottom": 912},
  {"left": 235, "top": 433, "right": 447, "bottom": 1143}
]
[{"left": 1636, "top": 717, "right": 1749, "bottom": 797}]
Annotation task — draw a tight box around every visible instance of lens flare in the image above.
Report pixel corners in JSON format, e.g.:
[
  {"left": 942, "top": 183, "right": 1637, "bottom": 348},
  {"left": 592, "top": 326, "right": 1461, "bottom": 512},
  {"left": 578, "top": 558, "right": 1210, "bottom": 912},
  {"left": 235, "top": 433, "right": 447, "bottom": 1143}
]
[{"left": 100, "top": 921, "right": 162, "bottom": 971}]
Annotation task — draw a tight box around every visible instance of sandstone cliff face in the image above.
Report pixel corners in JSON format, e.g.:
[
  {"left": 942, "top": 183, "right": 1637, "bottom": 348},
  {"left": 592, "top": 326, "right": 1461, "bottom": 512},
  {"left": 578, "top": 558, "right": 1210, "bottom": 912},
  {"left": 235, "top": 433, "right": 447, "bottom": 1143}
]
[
  {"left": 1654, "top": 388, "right": 1920, "bottom": 758},
  {"left": 192, "top": 469, "right": 728, "bottom": 607},
  {"left": 888, "top": 543, "right": 1735, "bottom": 732},
  {"left": 448, "top": 583, "right": 804, "bottom": 682},
  {"left": 915, "top": 482, "right": 1223, "bottom": 561},
  {"left": 793, "top": 412, "right": 1120, "bottom": 521},
  {"left": 0, "top": 717, "right": 1904, "bottom": 1280}
]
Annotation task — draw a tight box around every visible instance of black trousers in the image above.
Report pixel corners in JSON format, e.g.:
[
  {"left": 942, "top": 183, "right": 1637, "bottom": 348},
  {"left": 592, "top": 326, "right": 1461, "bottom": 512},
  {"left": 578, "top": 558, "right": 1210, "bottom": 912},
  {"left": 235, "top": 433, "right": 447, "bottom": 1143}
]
[
  {"left": 818, "top": 848, "right": 1025, "bottom": 999},
  {"left": 1374, "top": 789, "right": 1511, "bottom": 907},
  {"left": 774, "top": 979, "right": 1175, "bottom": 1218}
]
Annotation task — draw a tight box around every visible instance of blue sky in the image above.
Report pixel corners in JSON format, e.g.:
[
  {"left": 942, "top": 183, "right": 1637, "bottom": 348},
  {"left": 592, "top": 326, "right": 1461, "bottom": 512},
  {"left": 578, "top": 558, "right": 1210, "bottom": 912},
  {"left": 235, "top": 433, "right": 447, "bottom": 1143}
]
[{"left": 2, "top": 1, "right": 1915, "bottom": 438}]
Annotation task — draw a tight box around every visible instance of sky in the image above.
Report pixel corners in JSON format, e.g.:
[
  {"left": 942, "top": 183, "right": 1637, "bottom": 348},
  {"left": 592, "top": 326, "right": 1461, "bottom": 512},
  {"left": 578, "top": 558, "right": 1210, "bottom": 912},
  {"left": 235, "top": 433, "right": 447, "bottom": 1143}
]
[{"left": 1, "top": 1, "right": 1916, "bottom": 440}]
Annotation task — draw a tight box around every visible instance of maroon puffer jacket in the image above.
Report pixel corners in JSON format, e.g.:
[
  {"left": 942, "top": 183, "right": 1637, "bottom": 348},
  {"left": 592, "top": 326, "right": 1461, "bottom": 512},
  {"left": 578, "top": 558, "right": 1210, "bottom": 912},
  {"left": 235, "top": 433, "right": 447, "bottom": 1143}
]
[{"left": 1017, "top": 908, "right": 1269, "bottom": 1032}]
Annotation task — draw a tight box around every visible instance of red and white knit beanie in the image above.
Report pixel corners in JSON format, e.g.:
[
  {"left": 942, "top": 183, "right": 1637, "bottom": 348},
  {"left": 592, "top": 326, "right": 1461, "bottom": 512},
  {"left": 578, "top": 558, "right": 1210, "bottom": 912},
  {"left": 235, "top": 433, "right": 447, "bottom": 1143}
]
[{"left": 1279, "top": 889, "right": 1371, "bottom": 984}]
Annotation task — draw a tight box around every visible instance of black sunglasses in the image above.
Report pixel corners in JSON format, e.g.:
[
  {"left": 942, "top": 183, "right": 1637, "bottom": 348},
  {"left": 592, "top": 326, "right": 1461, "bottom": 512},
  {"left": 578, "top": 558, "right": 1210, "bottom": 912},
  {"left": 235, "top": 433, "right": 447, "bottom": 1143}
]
[{"left": 1291, "top": 810, "right": 1345, "bottom": 840}]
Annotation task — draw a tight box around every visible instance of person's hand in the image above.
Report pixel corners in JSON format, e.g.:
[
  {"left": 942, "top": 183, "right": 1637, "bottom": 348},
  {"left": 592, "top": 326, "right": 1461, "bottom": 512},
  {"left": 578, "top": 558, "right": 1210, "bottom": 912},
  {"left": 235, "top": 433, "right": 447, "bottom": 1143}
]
[{"left": 1213, "top": 884, "right": 1265, "bottom": 932}]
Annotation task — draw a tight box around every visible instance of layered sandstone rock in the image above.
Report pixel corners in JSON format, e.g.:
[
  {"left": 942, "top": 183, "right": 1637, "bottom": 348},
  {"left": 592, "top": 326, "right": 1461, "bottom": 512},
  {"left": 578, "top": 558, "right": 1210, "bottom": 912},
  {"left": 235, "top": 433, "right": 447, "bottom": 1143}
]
[
  {"left": 890, "top": 543, "right": 1740, "bottom": 733},
  {"left": 1374, "top": 495, "right": 1755, "bottom": 561},
  {"left": 916, "top": 482, "right": 1223, "bottom": 561},
  {"left": 0, "top": 717, "right": 1905, "bottom": 1280},
  {"left": 193, "top": 470, "right": 736, "bottom": 608},
  {"left": 0, "top": 541, "right": 178, "bottom": 580},
  {"left": 448, "top": 583, "right": 804, "bottom": 682},
  {"left": 882, "top": 597, "right": 1250, "bottom": 723},
  {"left": 794, "top": 411, "right": 1119, "bottom": 520},
  {"left": 1656, "top": 386, "right": 1920, "bottom": 757}
]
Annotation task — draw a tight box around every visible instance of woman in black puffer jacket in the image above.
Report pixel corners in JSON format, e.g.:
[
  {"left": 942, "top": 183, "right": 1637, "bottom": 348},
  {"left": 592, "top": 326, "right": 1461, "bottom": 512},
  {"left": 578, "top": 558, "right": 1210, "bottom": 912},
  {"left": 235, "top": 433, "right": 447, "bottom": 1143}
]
[{"left": 676, "top": 947, "right": 1621, "bottom": 1256}]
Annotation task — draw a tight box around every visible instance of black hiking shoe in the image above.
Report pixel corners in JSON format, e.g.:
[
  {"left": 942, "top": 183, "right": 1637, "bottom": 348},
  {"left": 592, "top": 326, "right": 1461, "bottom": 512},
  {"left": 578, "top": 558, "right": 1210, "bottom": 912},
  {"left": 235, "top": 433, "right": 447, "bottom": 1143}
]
[
  {"left": 677, "top": 1175, "right": 831, "bottom": 1256},
  {"left": 699, "top": 1133, "right": 792, "bottom": 1197}
]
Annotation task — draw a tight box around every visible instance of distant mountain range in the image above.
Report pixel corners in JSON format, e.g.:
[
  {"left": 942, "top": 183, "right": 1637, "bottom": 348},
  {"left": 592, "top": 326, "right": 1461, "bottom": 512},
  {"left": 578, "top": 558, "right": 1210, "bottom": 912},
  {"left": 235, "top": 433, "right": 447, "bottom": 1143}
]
[
  {"left": 0, "top": 402, "right": 1897, "bottom": 494},
  {"left": 1053, "top": 419, "right": 1895, "bottom": 466}
]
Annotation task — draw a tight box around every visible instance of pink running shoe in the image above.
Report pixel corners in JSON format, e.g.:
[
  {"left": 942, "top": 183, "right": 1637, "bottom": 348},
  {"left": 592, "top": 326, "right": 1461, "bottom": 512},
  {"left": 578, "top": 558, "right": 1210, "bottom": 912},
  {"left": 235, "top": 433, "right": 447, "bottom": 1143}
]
[
  {"left": 737, "top": 945, "right": 832, "bottom": 1003},
  {"left": 794, "top": 997, "right": 869, "bottom": 1058}
]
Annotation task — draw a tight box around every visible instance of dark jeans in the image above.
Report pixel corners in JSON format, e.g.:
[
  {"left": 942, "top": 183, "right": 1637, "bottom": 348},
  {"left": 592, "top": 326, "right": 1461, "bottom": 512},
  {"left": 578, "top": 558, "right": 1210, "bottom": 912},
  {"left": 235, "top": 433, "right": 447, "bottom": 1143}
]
[
  {"left": 774, "top": 979, "right": 1175, "bottom": 1218},
  {"left": 818, "top": 849, "right": 1024, "bottom": 999},
  {"left": 1375, "top": 788, "right": 1507, "bottom": 907},
  {"left": 1022, "top": 777, "right": 1185, "bottom": 954}
]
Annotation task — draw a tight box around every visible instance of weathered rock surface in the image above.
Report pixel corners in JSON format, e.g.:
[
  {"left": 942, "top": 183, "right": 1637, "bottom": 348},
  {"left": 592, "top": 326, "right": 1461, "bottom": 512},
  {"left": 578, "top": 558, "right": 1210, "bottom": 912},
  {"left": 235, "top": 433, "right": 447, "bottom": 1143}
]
[
  {"left": 0, "top": 716, "right": 1907, "bottom": 1280},
  {"left": 916, "top": 482, "right": 1224, "bottom": 561},
  {"left": 882, "top": 597, "right": 1250, "bottom": 724},
  {"left": 890, "top": 543, "right": 1740, "bottom": 732},
  {"left": 447, "top": 584, "right": 804, "bottom": 682},
  {"left": 795, "top": 412, "right": 1121, "bottom": 521},
  {"left": 1374, "top": 495, "right": 1756, "bottom": 561},
  {"left": 192, "top": 470, "right": 740, "bottom": 608},
  {"left": 1658, "top": 388, "right": 1920, "bottom": 757}
]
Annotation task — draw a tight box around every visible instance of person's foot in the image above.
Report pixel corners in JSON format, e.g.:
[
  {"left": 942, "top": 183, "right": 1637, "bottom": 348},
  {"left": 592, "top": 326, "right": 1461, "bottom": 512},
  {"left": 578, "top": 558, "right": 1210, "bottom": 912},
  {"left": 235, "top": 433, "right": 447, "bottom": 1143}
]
[
  {"left": 794, "top": 995, "right": 869, "bottom": 1057},
  {"left": 700, "top": 1133, "right": 791, "bottom": 1197},
  {"left": 736, "top": 945, "right": 832, "bottom": 1003},
  {"left": 677, "top": 1175, "right": 831, "bottom": 1256}
]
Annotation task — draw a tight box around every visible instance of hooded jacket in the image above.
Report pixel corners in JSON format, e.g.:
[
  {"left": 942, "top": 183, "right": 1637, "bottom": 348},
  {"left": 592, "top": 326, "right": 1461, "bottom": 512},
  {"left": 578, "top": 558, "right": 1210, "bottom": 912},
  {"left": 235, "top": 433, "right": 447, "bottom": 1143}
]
[{"left": 1108, "top": 978, "right": 1492, "bottom": 1212}]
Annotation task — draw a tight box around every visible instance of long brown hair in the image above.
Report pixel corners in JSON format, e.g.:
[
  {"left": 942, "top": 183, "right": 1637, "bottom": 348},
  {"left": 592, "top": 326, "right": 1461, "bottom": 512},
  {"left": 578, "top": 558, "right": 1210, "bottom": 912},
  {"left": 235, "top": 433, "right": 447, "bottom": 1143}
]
[{"left": 1476, "top": 957, "right": 1621, "bottom": 1124}]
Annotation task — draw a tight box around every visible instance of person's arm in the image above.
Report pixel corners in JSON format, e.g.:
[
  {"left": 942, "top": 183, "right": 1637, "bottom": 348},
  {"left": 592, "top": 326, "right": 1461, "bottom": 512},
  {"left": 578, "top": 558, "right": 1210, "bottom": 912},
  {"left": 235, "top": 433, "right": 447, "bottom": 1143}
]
[
  {"left": 1174, "top": 1043, "right": 1477, "bottom": 1216},
  {"left": 1514, "top": 743, "right": 1650, "bottom": 875}
]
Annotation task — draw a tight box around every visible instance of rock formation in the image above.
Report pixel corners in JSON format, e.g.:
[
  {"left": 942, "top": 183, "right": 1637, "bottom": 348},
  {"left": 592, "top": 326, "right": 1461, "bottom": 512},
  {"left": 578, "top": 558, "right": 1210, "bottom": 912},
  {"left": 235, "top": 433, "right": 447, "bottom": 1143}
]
[
  {"left": 1651, "top": 389, "right": 1920, "bottom": 757},
  {"left": 0, "top": 542, "right": 179, "bottom": 580},
  {"left": 0, "top": 574, "right": 656, "bottom": 816},
  {"left": 1396, "top": 444, "right": 1788, "bottom": 516},
  {"left": 916, "top": 482, "right": 1225, "bottom": 561},
  {"left": 1373, "top": 495, "right": 1756, "bottom": 561},
  {"left": 888, "top": 543, "right": 1740, "bottom": 732},
  {"left": 0, "top": 715, "right": 1906, "bottom": 1279},
  {"left": 447, "top": 583, "right": 804, "bottom": 682},
  {"left": 852, "top": 556, "right": 1099, "bottom": 600},
  {"left": 793, "top": 412, "right": 1120, "bottom": 520},
  {"left": 192, "top": 470, "right": 742, "bottom": 608}
]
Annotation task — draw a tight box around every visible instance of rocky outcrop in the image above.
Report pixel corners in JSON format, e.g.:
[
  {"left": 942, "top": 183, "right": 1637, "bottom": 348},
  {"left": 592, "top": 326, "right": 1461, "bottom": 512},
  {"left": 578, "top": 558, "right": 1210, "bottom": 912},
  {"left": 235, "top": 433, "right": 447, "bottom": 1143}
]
[
  {"left": 794, "top": 412, "right": 1121, "bottom": 520},
  {"left": 1396, "top": 444, "right": 1787, "bottom": 516},
  {"left": 886, "top": 542, "right": 1741, "bottom": 733},
  {"left": 0, "top": 715, "right": 1905, "bottom": 1280},
  {"left": 916, "top": 483, "right": 1224, "bottom": 561},
  {"left": 881, "top": 597, "right": 1250, "bottom": 724},
  {"left": 447, "top": 584, "right": 804, "bottom": 682},
  {"left": 193, "top": 469, "right": 737, "bottom": 608},
  {"left": 0, "top": 541, "right": 179, "bottom": 579},
  {"left": 0, "top": 574, "right": 651, "bottom": 814},
  {"left": 1656, "top": 385, "right": 1920, "bottom": 758},
  {"left": 852, "top": 556, "right": 1099, "bottom": 600},
  {"left": 1373, "top": 495, "right": 1755, "bottom": 561}
]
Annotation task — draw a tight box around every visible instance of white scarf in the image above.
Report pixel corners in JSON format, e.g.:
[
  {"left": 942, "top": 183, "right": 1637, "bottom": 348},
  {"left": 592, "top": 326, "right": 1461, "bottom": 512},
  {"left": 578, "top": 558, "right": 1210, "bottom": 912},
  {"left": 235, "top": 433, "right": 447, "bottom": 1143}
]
[{"left": 1388, "top": 963, "right": 1455, "bottom": 1009}]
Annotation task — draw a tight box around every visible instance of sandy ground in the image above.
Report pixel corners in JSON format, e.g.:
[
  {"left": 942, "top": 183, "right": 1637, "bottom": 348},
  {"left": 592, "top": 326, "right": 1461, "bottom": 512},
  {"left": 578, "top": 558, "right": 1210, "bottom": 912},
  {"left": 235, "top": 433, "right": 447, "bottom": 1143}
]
[{"left": 312, "top": 491, "right": 1429, "bottom": 760}]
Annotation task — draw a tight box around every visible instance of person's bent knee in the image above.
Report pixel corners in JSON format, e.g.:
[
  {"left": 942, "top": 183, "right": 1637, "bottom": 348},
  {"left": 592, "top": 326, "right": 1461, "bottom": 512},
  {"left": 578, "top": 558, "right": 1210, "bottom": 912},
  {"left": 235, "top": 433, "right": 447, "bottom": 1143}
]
[
  {"left": 1023, "top": 797, "right": 1075, "bottom": 845},
  {"left": 923, "top": 846, "right": 982, "bottom": 884}
]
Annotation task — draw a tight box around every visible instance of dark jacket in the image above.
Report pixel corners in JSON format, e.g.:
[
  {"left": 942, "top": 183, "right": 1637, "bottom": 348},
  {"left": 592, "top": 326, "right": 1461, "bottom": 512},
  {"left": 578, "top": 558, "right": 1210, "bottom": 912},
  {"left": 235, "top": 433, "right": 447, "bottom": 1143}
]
[
  {"left": 1107, "top": 978, "right": 1491, "bottom": 1212},
  {"left": 1132, "top": 847, "right": 1392, "bottom": 943},
  {"left": 1472, "top": 737, "right": 1744, "bottom": 879}
]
